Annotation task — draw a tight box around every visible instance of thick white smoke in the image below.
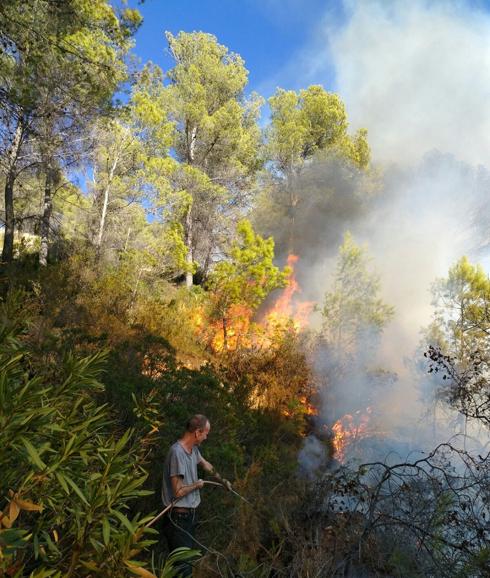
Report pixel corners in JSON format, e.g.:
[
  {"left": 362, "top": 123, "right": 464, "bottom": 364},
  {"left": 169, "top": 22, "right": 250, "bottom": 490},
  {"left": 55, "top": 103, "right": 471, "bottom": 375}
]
[
  {"left": 328, "top": 0, "right": 490, "bottom": 168},
  {"left": 296, "top": 1, "right": 490, "bottom": 467}
]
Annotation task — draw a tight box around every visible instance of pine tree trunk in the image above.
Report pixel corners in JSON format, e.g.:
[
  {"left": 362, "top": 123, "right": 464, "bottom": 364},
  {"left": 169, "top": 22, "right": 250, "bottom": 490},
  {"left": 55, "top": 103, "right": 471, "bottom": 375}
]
[
  {"left": 96, "top": 155, "right": 118, "bottom": 252},
  {"left": 1, "top": 122, "right": 23, "bottom": 264},
  {"left": 287, "top": 174, "right": 297, "bottom": 255},
  {"left": 288, "top": 212, "right": 295, "bottom": 254},
  {"left": 2, "top": 172, "right": 16, "bottom": 264},
  {"left": 124, "top": 226, "right": 131, "bottom": 252},
  {"left": 39, "top": 164, "right": 58, "bottom": 266},
  {"left": 185, "top": 125, "right": 197, "bottom": 287},
  {"left": 185, "top": 205, "right": 193, "bottom": 288},
  {"left": 222, "top": 316, "right": 228, "bottom": 351},
  {"left": 96, "top": 183, "right": 110, "bottom": 251}
]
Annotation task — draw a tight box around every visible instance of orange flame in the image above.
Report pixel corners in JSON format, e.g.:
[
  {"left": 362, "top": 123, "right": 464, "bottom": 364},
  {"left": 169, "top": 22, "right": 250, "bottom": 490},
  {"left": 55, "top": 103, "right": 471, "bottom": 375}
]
[
  {"left": 191, "top": 254, "right": 315, "bottom": 353},
  {"left": 299, "top": 395, "right": 318, "bottom": 416},
  {"left": 264, "top": 254, "right": 315, "bottom": 331},
  {"left": 191, "top": 308, "right": 204, "bottom": 331},
  {"left": 332, "top": 407, "right": 373, "bottom": 463},
  {"left": 211, "top": 303, "right": 253, "bottom": 352},
  {"left": 282, "top": 395, "right": 318, "bottom": 419}
]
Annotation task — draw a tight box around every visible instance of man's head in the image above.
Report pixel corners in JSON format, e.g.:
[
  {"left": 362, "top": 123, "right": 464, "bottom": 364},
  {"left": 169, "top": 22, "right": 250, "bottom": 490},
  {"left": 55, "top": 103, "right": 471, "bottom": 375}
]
[{"left": 186, "top": 414, "right": 210, "bottom": 445}]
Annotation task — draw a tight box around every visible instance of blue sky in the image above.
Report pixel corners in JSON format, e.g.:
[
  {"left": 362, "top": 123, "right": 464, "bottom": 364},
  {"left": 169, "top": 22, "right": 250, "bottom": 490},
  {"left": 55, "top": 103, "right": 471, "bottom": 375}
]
[
  {"left": 127, "top": 0, "right": 490, "bottom": 168},
  {"left": 130, "top": 0, "right": 344, "bottom": 98}
]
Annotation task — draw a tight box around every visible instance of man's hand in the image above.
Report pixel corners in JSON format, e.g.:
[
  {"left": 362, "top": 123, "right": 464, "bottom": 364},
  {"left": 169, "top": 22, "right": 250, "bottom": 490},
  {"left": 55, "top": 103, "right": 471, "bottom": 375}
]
[
  {"left": 220, "top": 478, "right": 232, "bottom": 491},
  {"left": 207, "top": 466, "right": 233, "bottom": 491},
  {"left": 195, "top": 479, "right": 204, "bottom": 489}
]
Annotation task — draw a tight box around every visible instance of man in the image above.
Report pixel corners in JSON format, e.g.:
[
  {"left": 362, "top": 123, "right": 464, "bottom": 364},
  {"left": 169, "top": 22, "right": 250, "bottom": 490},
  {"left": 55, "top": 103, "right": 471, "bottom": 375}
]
[{"left": 161, "top": 414, "right": 231, "bottom": 576}]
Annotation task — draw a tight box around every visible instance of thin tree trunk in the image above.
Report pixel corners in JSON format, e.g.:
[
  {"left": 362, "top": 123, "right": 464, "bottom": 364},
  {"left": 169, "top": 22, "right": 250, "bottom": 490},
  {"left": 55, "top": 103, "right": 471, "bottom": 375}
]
[
  {"left": 222, "top": 316, "right": 228, "bottom": 351},
  {"left": 66, "top": 544, "right": 81, "bottom": 577},
  {"left": 129, "top": 266, "right": 144, "bottom": 317},
  {"left": 185, "top": 205, "right": 193, "bottom": 288},
  {"left": 96, "top": 154, "right": 118, "bottom": 252},
  {"left": 289, "top": 213, "right": 295, "bottom": 254},
  {"left": 2, "top": 172, "right": 16, "bottom": 264},
  {"left": 185, "top": 126, "right": 197, "bottom": 287},
  {"left": 124, "top": 226, "right": 131, "bottom": 252},
  {"left": 287, "top": 172, "right": 297, "bottom": 255},
  {"left": 96, "top": 182, "right": 110, "bottom": 250},
  {"left": 39, "top": 164, "right": 58, "bottom": 266},
  {"left": 1, "top": 122, "right": 23, "bottom": 264}
]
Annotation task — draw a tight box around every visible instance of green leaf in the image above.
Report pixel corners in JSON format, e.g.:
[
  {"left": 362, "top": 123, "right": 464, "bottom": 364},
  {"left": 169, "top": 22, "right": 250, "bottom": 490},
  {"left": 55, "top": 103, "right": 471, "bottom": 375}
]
[
  {"left": 63, "top": 435, "right": 77, "bottom": 458},
  {"left": 161, "top": 547, "right": 201, "bottom": 576},
  {"left": 64, "top": 475, "right": 89, "bottom": 505},
  {"left": 111, "top": 509, "right": 134, "bottom": 533},
  {"left": 20, "top": 437, "right": 46, "bottom": 470},
  {"left": 102, "top": 517, "right": 110, "bottom": 546},
  {"left": 113, "top": 429, "right": 131, "bottom": 455},
  {"left": 55, "top": 472, "right": 69, "bottom": 494},
  {"left": 33, "top": 532, "right": 40, "bottom": 559},
  {"left": 0, "top": 528, "right": 29, "bottom": 553}
]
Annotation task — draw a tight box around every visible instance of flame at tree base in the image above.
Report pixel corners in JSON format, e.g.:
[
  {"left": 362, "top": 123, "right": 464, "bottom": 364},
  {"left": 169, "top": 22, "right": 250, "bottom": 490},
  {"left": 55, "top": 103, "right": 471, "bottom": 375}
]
[
  {"left": 263, "top": 254, "right": 315, "bottom": 333},
  {"left": 332, "top": 407, "right": 373, "bottom": 463},
  {"left": 211, "top": 304, "right": 253, "bottom": 352},
  {"left": 192, "top": 253, "right": 315, "bottom": 353}
]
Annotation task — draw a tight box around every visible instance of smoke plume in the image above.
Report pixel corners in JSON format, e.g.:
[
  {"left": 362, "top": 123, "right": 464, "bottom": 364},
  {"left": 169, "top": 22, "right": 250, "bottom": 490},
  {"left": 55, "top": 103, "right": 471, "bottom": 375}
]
[
  {"left": 293, "top": 0, "right": 490, "bottom": 466},
  {"left": 328, "top": 0, "right": 490, "bottom": 168}
]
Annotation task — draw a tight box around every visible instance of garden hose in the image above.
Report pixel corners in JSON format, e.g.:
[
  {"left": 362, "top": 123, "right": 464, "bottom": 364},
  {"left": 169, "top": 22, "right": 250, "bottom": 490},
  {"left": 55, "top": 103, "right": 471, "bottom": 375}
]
[{"left": 145, "top": 480, "right": 249, "bottom": 528}]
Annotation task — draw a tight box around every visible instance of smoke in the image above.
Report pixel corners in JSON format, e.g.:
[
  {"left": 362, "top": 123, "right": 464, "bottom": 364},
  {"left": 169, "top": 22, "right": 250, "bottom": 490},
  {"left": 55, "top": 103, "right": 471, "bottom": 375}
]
[
  {"left": 327, "top": 0, "right": 490, "bottom": 168},
  {"left": 297, "top": 434, "right": 328, "bottom": 478},
  {"left": 295, "top": 152, "right": 490, "bottom": 469},
  {"left": 294, "top": 1, "right": 490, "bottom": 468}
]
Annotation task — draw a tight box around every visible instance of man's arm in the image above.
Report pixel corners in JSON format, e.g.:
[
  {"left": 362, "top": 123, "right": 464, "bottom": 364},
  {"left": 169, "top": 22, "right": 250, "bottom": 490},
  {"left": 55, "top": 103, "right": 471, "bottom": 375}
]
[
  {"left": 171, "top": 475, "right": 204, "bottom": 500},
  {"left": 199, "top": 458, "right": 232, "bottom": 491},
  {"left": 198, "top": 457, "right": 214, "bottom": 474}
]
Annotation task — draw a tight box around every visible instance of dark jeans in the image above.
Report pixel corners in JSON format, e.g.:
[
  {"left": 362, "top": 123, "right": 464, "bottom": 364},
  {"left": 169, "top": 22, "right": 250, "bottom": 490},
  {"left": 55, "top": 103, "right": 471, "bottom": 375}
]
[{"left": 162, "top": 510, "right": 199, "bottom": 577}]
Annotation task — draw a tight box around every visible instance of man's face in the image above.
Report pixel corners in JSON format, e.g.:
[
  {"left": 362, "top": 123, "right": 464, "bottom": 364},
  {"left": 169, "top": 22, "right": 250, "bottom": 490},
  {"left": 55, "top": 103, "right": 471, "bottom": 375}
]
[{"left": 195, "top": 421, "right": 210, "bottom": 445}]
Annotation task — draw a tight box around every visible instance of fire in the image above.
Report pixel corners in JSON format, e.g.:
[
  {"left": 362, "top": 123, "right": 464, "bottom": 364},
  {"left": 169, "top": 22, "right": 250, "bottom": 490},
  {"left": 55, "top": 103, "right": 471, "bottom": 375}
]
[
  {"left": 299, "top": 395, "right": 318, "bottom": 416},
  {"left": 332, "top": 407, "right": 373, "bottom": 463},
  {"left": 191, "top": 253, "right": 315, "bottom": 353},
  {"left": 281, "top": 394, "right": 318, "bottom": 419},
  {"left": 191, "top": 309, "right": 204, "bottom": 328},
  {"left": 264, "top": 254, "right": 315, "bottom": 332},
  {"left": 211, "top": 303, "right": 253, "bottom": 352}
]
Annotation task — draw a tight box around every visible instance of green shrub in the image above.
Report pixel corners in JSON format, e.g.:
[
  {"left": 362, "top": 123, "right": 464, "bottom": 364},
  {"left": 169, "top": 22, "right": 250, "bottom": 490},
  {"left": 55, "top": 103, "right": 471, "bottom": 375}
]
[{"left": 0, "top": 293, "right": 157, "bottom": 577}]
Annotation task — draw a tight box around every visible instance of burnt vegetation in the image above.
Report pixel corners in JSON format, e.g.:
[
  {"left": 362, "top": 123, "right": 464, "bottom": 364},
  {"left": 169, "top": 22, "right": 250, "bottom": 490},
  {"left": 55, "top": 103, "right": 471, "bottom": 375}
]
[
  {"left": 426, "top": 345, "right": 490, "bottom": 429},
  {"left": 285, "top": 443, "right": 489, "bottom": 578}
]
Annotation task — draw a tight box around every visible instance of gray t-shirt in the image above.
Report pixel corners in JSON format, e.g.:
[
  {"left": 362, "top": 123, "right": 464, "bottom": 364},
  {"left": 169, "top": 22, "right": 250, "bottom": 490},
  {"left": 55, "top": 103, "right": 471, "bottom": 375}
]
[{"left": 161, "top": 441, "right": 203, "bottom": 508}]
